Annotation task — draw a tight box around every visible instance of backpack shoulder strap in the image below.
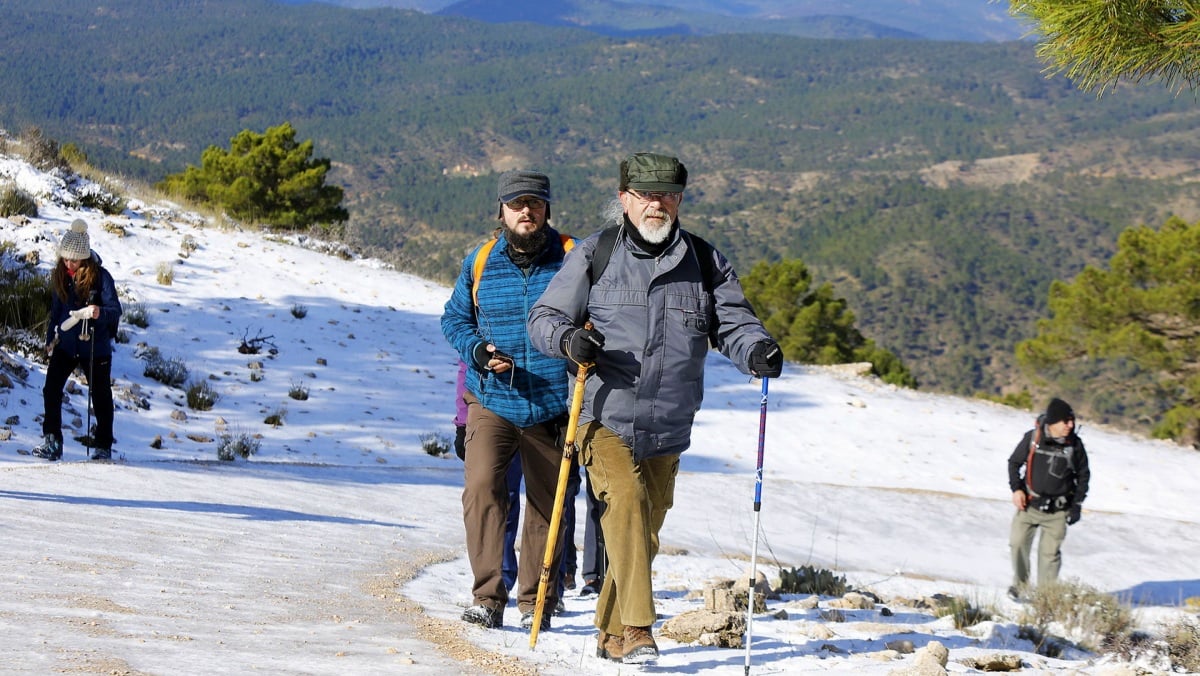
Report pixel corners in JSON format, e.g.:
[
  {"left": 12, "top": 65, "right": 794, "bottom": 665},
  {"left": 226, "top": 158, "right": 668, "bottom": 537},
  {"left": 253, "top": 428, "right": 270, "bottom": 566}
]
[
  {"left": 1024, "top": 420, "right": 1042, "bottom": 495},
  {"left": 472, "top": 233, "right": 576, "bottom": 308},
  {"left": 588, "top": 226, "right": 717, "bottom": 292},
  {"left": 682, "top": 230, "right": 717, "bottom": 293},
  {"left": 470, "top": 238, "right": 499, "bottom": 308},
  {"left": 589, "top": 226, "right": 620, "bottom": 283}
]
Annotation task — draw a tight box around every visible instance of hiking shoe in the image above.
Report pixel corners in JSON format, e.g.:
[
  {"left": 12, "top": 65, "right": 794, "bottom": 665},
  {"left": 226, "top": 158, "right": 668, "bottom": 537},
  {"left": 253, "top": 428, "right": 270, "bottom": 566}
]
[
  {"left": 91, "top": 448, "right": 112, "bottom": 461},
  {"left": 32, "top": 435, "right": 62, "bottom": 461},
  {"left": 579, "top": 579, "right": 600, "bottom": 597},
  {"left": 621, "top": 625, "right": 658, "bottom": 664},
  {"left": 553, "top": 598, "right": 565, "bottom": 615},
  {"left": 595, "top": 629, "right": 624, "bottom": 662},
  {"left": 596, "top": 629, "right": 624, "bottom": 662},
  {"left": 1006, "top": 586, "right": 1021, "bottom": 602},
  {"left": 519, "top": 610, "right": 551, "bottom": 631},
  {"left": 564, "top": 573, "right": 576, "bottom": 590},
  {"left": 461, "top": 604, "right": 503, "bottom": 629}
]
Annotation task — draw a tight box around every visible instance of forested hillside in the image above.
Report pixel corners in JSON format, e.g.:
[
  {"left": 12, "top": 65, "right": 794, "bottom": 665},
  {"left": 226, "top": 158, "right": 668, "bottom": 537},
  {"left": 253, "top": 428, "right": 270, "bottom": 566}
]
[{"left": 3, "top": 0, "right": 1199, "bottom": 403}]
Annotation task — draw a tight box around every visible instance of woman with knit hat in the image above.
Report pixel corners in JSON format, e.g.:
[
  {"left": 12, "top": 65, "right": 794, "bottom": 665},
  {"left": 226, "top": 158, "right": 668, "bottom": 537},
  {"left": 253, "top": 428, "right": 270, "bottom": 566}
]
[{"left": 33, "top": 219, "right": 122, "bottom": 461}]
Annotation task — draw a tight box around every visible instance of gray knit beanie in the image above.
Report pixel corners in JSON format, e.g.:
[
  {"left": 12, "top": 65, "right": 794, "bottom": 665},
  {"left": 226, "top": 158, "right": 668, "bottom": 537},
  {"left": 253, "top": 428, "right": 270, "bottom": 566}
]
[{"left": 58, "top": 219, "right": 92, "bottom": 261}]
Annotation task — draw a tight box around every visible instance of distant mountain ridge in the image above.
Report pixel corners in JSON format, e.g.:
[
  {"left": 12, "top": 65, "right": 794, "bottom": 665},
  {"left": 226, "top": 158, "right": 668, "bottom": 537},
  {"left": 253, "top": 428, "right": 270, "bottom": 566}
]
[
  {"left": 4, "top": 0, "right": 1199, "bottom": 422},
  {"left": 433, "top": 0, "right": 922, "bottom": 40},
  {"left": 281, "top": 0, "right": 1026, "bottom": 41}
]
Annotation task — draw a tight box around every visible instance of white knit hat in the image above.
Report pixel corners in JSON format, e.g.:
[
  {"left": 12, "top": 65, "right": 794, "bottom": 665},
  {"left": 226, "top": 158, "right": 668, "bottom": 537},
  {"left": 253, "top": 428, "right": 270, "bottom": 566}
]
[{"left": 58, "top": 219, "right": 92, "bottom": 261}]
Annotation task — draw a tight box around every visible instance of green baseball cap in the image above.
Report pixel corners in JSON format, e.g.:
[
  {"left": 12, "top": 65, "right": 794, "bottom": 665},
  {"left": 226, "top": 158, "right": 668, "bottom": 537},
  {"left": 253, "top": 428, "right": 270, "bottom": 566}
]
[{"left": 620, "top": 153, "right": 688, "bottom": 192}]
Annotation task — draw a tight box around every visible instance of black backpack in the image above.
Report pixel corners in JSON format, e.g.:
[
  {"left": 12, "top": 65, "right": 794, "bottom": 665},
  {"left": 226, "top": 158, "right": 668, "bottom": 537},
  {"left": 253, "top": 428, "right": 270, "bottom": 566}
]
[{"left": 587, "top": 226, "right": 717, "bottom": 291}]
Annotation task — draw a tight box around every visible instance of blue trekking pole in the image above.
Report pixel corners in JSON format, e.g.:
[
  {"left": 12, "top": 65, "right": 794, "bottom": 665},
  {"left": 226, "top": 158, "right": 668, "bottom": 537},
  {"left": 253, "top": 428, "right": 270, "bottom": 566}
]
[{"left": 744, "top": 376, "right": 769, "bottom": 675}]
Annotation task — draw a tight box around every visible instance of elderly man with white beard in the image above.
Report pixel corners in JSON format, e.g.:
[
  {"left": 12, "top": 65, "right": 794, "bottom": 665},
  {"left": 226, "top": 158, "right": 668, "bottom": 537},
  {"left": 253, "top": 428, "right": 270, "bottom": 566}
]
[{"left": 528, "top": 152, "right": 783, "bottom": 665}]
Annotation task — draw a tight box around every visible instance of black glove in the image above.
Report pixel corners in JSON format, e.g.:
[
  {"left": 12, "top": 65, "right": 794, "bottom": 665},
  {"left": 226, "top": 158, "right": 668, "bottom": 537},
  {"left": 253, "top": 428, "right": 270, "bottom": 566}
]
[
  {"left": 472, "top": 342, "right": 494, "bottom": 371},
  {"left": 453, "top": 424, "right": 466, "bottom": 461},
  {"left": 748, "top": 340, "right": 783, "bottom": 378},
  {"left": 1067, "top": 504, "right": 1081, "bottom": 525},
  {"left": 562, "top": 326, "right": 605, "bottom": 363}
]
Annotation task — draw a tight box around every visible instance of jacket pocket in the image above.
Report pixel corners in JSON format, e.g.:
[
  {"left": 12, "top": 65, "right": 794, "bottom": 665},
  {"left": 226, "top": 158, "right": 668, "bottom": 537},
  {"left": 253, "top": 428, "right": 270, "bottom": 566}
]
[{"left": 667, "top": 292, "right": 711, "bottom": 336}]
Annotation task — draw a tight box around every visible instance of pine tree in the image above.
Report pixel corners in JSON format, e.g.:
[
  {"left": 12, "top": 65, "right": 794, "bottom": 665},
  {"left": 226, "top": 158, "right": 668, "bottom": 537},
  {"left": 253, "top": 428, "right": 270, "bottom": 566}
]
[
  {"left": 1009, "top": 0, "right": 1200, "bottom": 94},
  {"left": 159, "top": 122, "right": 347, "bottom": 229},
  {"left": 1016, "top": 216, "right": 1200, "bottom": 446},
  {"left": 742, "top": 259, "right": 916, "bottom": 388}
]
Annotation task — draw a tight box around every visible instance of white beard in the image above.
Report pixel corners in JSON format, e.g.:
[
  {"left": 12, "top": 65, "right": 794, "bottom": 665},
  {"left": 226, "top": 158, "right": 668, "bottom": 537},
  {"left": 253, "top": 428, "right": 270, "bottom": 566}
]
[{"left": 635, "top": 210, "right": 672, "bottom": 244}]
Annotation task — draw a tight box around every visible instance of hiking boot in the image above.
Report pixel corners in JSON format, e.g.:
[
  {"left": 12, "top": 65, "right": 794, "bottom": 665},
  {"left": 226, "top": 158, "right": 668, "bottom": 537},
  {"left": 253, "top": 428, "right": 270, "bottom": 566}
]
[
  {"left": 596, "top": 629, "right": 624, "bottom": 662},
  {"left": 621, "top": 625, "right": 658, "bottom": 664},
  {"left": 91, "top": 448, "right": 112, "bottom": 461},
  {"left": 32, "top": 435, "right": 62, "bottom": 461},
  {"left": 553, "top": 598, "right": 565, "bottom": 615},
  {"left": 519, "top": 610, "right": 550, "bottom": 631},
  {"left": 1006, "top": 586, "right": 1021, "bottom": 602},
  {"left": 564, "top": 573, "right": 577, "bottom": 590},
  {"left": 461, "top": 604, "right": 503, "bottom": 629},
  {"left": 579, "top": 578, "right": 600, "bottom": 597}
]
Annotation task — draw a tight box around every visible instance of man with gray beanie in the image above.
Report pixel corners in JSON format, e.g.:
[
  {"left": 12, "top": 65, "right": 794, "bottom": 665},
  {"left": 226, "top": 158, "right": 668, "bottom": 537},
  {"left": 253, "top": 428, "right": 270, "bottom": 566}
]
[
  {"left": 528, "top": 152, "right": 782, "bottom": 664},
  {"left": 441, "top": 170, "right": 575, "bottom": 631},
  {"left": 1006, "top": 397, "right": 1091, "bottom": 600}
]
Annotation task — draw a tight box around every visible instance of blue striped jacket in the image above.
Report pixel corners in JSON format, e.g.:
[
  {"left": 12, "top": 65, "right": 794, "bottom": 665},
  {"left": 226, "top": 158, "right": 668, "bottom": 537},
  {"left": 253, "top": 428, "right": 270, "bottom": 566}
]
[{"left": 441, "top": 228, "right": 574, "bottom": 427}]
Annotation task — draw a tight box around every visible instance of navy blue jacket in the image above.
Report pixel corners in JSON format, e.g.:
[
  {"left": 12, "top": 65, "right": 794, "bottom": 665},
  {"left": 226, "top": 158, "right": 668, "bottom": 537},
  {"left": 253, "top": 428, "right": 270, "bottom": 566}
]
[{"left": 45, "top": 252, "right": 121, "bottom": 360}]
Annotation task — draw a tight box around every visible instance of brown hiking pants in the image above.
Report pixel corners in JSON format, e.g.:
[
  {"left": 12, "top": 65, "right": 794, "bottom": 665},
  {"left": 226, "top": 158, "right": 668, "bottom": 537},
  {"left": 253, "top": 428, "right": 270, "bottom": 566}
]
[
  {"left": 462, "top": 393, "right": 563, "bottom": 613},
  {"left": 578, "top": 422, "right": 680, "bottom": 635}
]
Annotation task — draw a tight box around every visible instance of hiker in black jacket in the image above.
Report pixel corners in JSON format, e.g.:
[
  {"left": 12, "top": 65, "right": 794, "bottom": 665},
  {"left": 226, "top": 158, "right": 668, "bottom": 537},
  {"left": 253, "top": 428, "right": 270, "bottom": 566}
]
[{"left": 1006, "top": 397, "right": 1090, "bottom": 600}]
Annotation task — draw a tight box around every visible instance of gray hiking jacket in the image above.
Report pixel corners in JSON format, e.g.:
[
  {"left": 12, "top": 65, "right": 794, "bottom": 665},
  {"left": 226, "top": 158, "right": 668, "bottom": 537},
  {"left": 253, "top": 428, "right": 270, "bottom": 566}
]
[{"left": 527, "top": 223, "right": 771, "bottom": 461}]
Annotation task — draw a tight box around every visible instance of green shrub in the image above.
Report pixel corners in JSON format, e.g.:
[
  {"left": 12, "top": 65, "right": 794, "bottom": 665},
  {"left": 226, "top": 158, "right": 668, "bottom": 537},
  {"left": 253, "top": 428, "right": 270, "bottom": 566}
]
[
  {"left": 156, "top": 261, "right": 175, "bottom": 285},
  {"left": 0, "top": 244, "right": 51, "bottom": 332},
  {"left": 122, "top": 302, "right": 149, "bottom": 328},
  {"left": 1160, "top": 616, "right": 1200, "bottom": 673},
  {"left": 935, "top": 595, "right": 993, "bottom": 629},
  {"left": 1020, "top": 579, "right": 1134, "bottom": 652},
  {"left": 185, "top": 378, "right": 219, "bottom": 411},
  {"left": 777, "top": 565, "right": 848, "bottom": 597},
  {"left": 59, "top": 142, "right": 88, "bottom": 168},
  {"left": 217, "top": 428, "right": 259, "bottom": 461},
  {"left": 79, "top": 183, "right": 127, "bottom": 216},
  {"left": 420, "top": 431, "right": 451, "bottom": 457},
  {"left": 142, "top": 348, "right": 189, "bottom": 387},
  {"left": 179, "top": 234, "right": 199, "bottom": 258},
  {"left": 287, "top": 381, "right": 309, "bottom": 401},
  {"left": 0, "top": 186, "right": 38, "bottom": 218},
  {"left": 20, "top": 127, "right": 69, "bottom": 172},
  {"left": 290, "top": 303, "right": 308, "bottom": 319},
  {"left": 264, "top": 405, "right": 287, "bottom": 427}
]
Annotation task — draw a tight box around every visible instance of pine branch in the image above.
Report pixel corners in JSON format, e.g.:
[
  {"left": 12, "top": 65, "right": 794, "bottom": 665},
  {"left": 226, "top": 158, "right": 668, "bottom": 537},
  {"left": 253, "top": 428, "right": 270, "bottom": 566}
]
[{"left": 1009, "top": 0, "right": 1200, "bottom": 94}]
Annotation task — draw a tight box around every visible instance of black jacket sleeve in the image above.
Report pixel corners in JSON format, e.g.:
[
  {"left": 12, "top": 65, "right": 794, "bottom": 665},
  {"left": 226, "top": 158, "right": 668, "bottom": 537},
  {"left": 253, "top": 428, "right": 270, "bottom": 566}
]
[{"left": 1070, "top": 439, "right": 1090, "bottom": 505}]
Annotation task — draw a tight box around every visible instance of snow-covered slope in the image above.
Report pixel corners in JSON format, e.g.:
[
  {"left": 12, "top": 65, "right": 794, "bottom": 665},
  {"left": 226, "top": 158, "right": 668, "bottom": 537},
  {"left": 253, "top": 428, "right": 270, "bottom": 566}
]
[{"left": 2, "top": 151, "right": 1197, "bottom": 675}]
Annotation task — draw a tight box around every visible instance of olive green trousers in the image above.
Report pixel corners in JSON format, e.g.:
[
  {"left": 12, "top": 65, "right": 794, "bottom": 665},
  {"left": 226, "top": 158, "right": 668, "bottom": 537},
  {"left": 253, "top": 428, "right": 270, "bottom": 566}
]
[
  {"left": 578, "top": 422, "right": 680, "bottom": 635},
  {"left": 1009, "top": 506, "right": 1068, "bottom": 590}
]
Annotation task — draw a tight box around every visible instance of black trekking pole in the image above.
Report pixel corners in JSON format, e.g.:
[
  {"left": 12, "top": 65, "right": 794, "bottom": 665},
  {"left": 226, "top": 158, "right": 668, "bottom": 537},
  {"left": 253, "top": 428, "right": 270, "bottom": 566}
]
[
  {"left": 85, "top": 291, "right": 99, "bottom": 460},
  {"left": 744, "top": 376, "right": 769, "bottom": 676},
  {"left": 83, "top": 316, "right": 95, "bottom": 460}
]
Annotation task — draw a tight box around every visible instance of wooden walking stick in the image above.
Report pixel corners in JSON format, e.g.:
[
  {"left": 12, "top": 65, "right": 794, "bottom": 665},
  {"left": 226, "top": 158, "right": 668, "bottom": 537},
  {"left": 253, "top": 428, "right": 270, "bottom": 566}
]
[{"left": 529, "top": 325, "right": 594, "bottom": 649}]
